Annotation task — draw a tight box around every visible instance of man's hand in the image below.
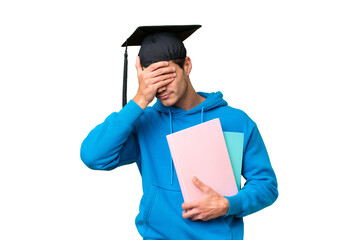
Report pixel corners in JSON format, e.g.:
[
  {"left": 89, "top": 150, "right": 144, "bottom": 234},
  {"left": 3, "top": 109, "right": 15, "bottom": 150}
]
[
  {"left": 133, "top": 56, "right": 176, "bottom": 109},
  {"left": 182, "top": 177, "right": 230, "bottom": 221}
]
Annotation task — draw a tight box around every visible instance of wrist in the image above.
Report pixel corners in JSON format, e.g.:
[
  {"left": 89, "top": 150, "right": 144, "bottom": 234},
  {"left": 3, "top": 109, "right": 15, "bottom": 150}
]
[
  {"left": 221, "top": 196, "right": 230, "bottom": 216},
  {"left": 133, "top": 94, "right": 150, "bottom": 110}
]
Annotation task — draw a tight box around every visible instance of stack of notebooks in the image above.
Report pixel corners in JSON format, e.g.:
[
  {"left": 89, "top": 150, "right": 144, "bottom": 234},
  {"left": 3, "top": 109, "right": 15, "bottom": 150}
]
[{"left": 166, "top": 118, "right": 244, "bottom": 202}]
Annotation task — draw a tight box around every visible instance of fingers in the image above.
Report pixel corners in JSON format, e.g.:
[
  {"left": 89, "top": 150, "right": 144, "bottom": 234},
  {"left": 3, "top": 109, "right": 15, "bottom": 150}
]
[
  {"left": 135, "top": 56, "right": 142, "bottom": 77},
  {"left": 138, "top": 59, "right": 175, "bottom": 84},
  {"left": 153, "top": 77, "right": 175, "bottom": 90},
  {"left": 183, "top": 208, "right": 206, "bottom": 221},
  {"left": 136, "top": 59, "right": 176, "bottom": 100},
  {"left": 182, "top": 208, "right": 198, "bottom": 219},
  {"left": 147, "top": 61, "right": 170, "bottom": 72},
  {"left": 146, "top": 66, "right": 176, "bottom": 80},
  {"left": 157, "top": 85, "right": 166, "bottom": 93},
  {"left": 193, "top": 177, "right": 209, "bottom": 193},
  {"left": 149, "top": 72, "right": 176, "bottom": 85},
  {"left": 182, "top": 201, "right": 198, "bottom": 211}
]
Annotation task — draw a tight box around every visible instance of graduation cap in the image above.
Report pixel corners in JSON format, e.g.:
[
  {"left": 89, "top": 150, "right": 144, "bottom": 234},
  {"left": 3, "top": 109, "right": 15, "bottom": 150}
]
[{"left": 121, "top": 25, "right": 201, "bottom": 107}]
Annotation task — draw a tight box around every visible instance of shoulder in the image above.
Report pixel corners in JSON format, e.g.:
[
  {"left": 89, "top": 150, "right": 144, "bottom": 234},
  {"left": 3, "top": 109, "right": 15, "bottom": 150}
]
[
  {"left": 217, "top": 105, "right": 257, "bottom": 132},
  {"left": 225, "top": 105, "right": 252, "bottom": 119},
  {"left": 220, "top": 105, "right": 256, "bottom": 125}
]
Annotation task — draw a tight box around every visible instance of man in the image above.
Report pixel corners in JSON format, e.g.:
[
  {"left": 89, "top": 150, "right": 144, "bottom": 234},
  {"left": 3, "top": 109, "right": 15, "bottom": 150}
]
[{"left": 80, "top": 25, "right": 278, "bottom": 239}]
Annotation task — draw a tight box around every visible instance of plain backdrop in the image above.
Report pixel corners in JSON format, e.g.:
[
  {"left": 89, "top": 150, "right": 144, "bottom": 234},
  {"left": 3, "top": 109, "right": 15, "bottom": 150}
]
[{"left": 1, "top": 0, "right": 359, "bottom": 239}]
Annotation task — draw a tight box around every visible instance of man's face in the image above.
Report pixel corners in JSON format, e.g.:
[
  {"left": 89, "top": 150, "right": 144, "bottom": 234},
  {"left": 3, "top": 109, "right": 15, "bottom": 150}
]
[{"left": 154, "top": 59, "right": 190, "bottom": 107}]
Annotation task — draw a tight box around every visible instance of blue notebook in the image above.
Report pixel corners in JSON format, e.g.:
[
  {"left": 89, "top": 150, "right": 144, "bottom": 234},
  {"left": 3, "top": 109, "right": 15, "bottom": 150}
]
[{"left": 223, "top": 132, "right": 244, "bottom": 190}]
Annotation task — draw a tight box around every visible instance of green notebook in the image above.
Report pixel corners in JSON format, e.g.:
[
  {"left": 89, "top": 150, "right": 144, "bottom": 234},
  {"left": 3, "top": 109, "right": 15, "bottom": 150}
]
[{"left": 223, "top": 132, "right": 244, "bottom": 190}]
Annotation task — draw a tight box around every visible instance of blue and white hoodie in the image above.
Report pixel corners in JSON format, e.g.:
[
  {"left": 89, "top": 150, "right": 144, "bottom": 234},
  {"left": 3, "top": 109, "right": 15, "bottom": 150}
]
[{"left": 80, "top": 91, "right": 278, "bottom": 240}]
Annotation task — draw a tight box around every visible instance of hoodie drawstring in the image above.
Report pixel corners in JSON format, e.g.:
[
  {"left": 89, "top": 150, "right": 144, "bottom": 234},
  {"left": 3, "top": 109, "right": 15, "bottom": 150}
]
[
  {"left": 201, "top": 106, "right": 204, "bottom": 123},
  {"left": 169, "top": 109, "right": 174, "bottom": 185},
  {"left": 168, "top": 106, "right": 205, "bottom": 185}
]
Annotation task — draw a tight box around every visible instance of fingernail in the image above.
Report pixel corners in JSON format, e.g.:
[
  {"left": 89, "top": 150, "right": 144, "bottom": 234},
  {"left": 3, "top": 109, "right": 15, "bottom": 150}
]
[
  {"left": 172, "top": 67, "right": 175, "bottom": 71},
  {"left": 173, "top": 73, "right": 176, "bottom": 77}
]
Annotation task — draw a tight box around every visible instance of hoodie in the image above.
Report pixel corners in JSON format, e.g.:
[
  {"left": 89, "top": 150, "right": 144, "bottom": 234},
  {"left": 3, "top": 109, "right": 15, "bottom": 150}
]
[{"left": 80, "top": 91, "right": 278, "bottom": 240}]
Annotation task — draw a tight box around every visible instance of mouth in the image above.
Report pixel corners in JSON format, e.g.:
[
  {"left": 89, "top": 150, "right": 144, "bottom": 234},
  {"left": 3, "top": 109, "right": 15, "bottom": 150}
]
[{"left": 158, "top": 93, "right": 171, "bottom": 99}]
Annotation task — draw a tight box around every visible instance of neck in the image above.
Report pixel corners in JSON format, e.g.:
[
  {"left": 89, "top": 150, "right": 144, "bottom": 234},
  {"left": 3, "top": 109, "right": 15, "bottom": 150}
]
[{"left": 174, "top": 81, "right": 205, "bottom": 111}]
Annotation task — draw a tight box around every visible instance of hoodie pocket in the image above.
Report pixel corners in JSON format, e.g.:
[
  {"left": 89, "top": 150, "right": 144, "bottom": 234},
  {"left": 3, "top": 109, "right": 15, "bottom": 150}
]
[{"left": 143, "top": 184, "right": 232, "bottom": 240}]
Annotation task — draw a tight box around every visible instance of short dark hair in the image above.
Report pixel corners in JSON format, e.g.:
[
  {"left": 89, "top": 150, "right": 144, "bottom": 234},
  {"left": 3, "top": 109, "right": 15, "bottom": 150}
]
[{"left": 171, "top": 57, "right": 186, "bottom": 69}]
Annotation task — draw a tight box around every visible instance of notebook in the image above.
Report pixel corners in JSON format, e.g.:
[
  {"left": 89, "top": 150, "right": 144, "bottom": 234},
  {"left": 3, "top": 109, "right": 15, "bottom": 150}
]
[
  {"left": 166, "top": 118, "right": 238, "bottom": 202},
  {"left": 223, "top": 131, "right": 244, "bottom": 190}
]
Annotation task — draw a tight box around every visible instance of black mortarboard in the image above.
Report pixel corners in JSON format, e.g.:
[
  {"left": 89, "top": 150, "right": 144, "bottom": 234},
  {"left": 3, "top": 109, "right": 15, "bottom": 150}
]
[{"left": 121, "top": 25, "right": 201, "bottom": 107}]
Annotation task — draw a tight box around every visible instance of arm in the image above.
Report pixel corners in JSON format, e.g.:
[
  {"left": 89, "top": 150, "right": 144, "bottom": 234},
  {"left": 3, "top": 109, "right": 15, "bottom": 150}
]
[
  {"left": 80, "top": 100, "right": 144, "bottom": 170},
  {"left": 80, "top": 57, "right": 176, "bottom": 170},
  {"left": 182, "top": 123, "right": 278, "bottom": 221},
  {"left": 224, "top": 124, "right": 278, "bottom": 218}
]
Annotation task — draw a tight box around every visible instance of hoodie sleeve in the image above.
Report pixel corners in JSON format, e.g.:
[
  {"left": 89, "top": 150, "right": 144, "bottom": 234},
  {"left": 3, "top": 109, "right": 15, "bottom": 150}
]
[
  {"left": 224, "top": 123, "right": 278, "bottom": 218},
  {"left": 80, "top": 100, "right": 144, "bottom": 170}
]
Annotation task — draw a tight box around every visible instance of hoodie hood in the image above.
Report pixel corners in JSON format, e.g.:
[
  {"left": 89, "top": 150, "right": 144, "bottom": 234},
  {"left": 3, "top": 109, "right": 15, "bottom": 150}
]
[{"left": 152, "top": 91, "right": 228, "bottom": 115}]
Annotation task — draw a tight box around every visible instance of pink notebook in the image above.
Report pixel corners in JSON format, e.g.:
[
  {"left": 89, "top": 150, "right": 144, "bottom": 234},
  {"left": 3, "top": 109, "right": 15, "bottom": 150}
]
[{"left": 166, "top": 118, "right": 238, "bottom": 202}]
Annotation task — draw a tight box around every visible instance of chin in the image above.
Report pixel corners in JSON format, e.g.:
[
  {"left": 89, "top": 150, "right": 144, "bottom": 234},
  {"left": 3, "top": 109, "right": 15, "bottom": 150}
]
[
  {"left": 159, "top": 98, "right": 176, "bottom": 107},
  {"left": 160, "top": 100, "right": 173, "bottom": 107}
]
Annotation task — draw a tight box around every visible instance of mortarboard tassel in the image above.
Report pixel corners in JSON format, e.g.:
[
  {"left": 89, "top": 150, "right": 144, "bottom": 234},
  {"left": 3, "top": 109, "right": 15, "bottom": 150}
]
[{"left": 122, "top": 40, "right": 128, "bottom": 108}]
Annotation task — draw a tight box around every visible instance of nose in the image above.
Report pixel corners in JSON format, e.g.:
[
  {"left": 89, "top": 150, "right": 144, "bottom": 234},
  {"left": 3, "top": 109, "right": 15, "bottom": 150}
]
[{"left": 157, "top": 85, "right": 167, "bottom": 93}]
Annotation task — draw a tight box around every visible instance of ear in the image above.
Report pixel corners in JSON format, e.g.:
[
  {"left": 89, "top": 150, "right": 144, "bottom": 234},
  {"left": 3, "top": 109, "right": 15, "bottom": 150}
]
[{"left": 184, "top": 56, "right": 192, "bottom": 76}]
